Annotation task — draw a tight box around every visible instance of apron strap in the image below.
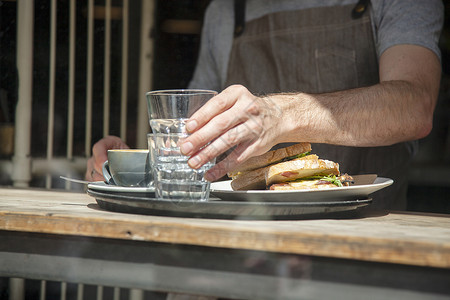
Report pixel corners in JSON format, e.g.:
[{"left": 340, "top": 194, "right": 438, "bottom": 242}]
[
  {"left": 352, "top": 0, "right": 370, "bottom": 19},
  {"left": 234, "top": 0, "right": 246, "bottom": 37}
]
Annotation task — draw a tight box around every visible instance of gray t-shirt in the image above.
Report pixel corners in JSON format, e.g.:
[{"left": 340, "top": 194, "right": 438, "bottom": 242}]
[{"left": 189, "top": 0, "right": 443, "bottom": 91}]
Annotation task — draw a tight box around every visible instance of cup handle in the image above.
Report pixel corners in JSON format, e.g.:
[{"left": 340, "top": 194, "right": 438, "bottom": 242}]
[{"left": 102, "top": 160, "right": 114, "bottom": 185}]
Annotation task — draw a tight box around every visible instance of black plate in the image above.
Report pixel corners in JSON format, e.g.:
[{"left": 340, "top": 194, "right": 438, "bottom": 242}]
[{"left": 87, "top": 189, "right": 372, "bottom": 220}]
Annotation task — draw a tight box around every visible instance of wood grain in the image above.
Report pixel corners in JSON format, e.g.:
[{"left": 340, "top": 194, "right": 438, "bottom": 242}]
[{"left": 0, "top": 187, "right": 449, "bottom": 268}]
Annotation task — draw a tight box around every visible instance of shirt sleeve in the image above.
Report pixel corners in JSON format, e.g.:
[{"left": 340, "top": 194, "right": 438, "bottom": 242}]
[
  {"left": 373, "top": 0, "right": 444, "bottom": 61},
  {"left": 188, "top": 0, "right": 235, "bottom": 91}
]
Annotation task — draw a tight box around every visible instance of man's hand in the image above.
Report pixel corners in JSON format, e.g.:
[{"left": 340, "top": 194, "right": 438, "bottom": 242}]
[
  {"left": 85, "top": 135, "right": 129, "bottom": 181},
  {"left": 179, "top": 85, "right": 290, "bottom": 181}
]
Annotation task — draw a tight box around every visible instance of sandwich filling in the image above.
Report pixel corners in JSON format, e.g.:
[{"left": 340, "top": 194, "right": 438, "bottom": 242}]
[{"left": 269, "top": 174, "right": 353, "bottom": 190}]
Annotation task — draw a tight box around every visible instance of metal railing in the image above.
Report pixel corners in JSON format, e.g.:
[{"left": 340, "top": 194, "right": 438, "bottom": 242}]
[{"left": 3, "top": 0, "right": 154, "bottom": 190}]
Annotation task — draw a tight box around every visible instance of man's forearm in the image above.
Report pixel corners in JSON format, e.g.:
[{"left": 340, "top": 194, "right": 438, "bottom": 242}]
[{"left": 277, "top": 79, "right": 435, "bottom": 147}]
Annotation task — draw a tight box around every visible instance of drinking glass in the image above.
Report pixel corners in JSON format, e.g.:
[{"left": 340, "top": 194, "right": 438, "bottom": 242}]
[
  {"left": 148, "top": 133, "right": 216, "bottom": 202},
  {"left": 146, "top": 89, "right": 217, "bottom": 134}
]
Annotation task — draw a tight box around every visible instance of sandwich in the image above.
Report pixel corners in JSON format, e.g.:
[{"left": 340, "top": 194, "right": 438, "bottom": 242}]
[{"left": 228, "top": 143, "right": 353, "bottom": 191}]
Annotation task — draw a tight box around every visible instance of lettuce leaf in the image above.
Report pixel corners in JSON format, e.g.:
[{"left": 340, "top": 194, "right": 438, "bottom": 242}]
[{"left": 290, "top": 174, "right": 343, "bottom": 187}]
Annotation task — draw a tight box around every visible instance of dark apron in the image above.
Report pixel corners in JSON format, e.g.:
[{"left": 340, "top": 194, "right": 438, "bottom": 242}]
[{"left": 224, "top": 3, "right": 410, "bottom": 210}]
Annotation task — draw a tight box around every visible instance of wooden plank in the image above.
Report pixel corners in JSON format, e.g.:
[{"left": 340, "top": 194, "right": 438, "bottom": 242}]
[{"left": 0, "top": 188, "right": 449, "bottom": 268}]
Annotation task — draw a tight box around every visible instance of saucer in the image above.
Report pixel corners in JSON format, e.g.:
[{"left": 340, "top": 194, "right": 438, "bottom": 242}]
[{"left": 87, "top": 181, "right": 155, "bottom": 193}]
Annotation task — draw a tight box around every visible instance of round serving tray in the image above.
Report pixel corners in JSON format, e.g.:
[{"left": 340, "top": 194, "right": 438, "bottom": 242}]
[{"left": 87, "top": 189, "right": 372, "bottom": 220}]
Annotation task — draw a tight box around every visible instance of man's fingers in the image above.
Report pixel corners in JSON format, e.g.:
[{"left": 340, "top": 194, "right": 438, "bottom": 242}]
[
  {"left": 92, "top": 136, "right": 129, "bottom": 158},
  {"left": 85, "top": 157, "right": 105, "bottom": 181},
  {"left": 187, "top": 85, "right": 250, "bottom": 133},
  {"left": 92, "top": 136, "right": 129, "bottom": 171},
  {"left": 87, "top": 136, "right": 129, "bottom": 181},
  {"left": 181, "top": 90, "right": 261, "bottom": 157},
  {"left": 186, "top": 121, "right": 260, "bottom": 170},
  {"left": 181, "top": 106, "right": 246, "bottom": 157},
  {"left": 203, "top": 143, "right": 254, "bottom": 182}
]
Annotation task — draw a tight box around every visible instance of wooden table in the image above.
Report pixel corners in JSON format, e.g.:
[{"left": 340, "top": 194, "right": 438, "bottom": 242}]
[{"left": 0, "top": 187, "right": 449, "bottom": 299}]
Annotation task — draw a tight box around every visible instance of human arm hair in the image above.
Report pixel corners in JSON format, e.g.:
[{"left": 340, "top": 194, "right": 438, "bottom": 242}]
[{"left": 279, "top": 44, "right": 441, "bottom": 147}]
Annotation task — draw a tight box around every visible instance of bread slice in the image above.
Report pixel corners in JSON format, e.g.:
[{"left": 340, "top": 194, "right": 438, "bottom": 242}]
[
  {"left": 266, "top": 155, "right": 339, "bottom": 186},
  {"left": 228, "top": 142, "right": 311, "bottom": 176},
  {"left": 230, "top": 168, "right": 266, "bottom": 191}
]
